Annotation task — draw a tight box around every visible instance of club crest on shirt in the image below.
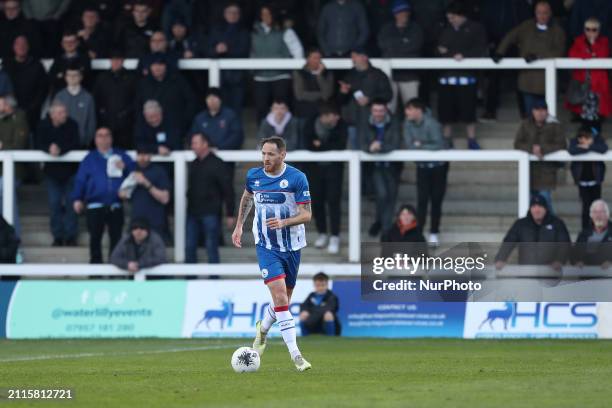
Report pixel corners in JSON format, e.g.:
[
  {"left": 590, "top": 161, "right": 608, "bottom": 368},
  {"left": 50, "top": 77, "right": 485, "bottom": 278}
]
[
  {"left": 280, "top": 179, "right": 289, "bottom": 188},
  {"left": 261, "top": 268, "right": 269, "bottom": 278}
]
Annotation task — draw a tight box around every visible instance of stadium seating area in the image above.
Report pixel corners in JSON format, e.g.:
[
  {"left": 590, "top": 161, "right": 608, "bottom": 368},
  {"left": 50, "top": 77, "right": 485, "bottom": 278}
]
[{"left": 1, "top": 0, "right": 612, "bottom": 265}]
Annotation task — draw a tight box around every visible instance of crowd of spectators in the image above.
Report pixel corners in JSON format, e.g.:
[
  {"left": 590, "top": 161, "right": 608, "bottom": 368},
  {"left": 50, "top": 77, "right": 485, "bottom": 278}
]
[{"left": 1, "top": 0, "right": 612, "bottom": 267}]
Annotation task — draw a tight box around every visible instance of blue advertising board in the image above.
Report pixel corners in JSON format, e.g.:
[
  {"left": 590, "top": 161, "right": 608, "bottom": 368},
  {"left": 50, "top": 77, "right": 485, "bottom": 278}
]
[{"left": 333, "top": 280, "right": 466, "bottom": 338}]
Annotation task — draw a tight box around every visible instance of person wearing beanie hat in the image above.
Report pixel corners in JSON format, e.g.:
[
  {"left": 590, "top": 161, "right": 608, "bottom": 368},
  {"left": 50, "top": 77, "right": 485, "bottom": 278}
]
[
  {"left": 568, "top": 125, "right": 609, "bottom": 230},
  {"left": 514, "top": 97, "right": 566, "bottom": 213},
  {"left": 378, "top": 0, "right": 423, "bottom": 113},
  {"left": 495, "top": 192, "right": 570, "bottom": 270},
  {"left": 110, "top": 216, "right": 167, "bottom": 273}
]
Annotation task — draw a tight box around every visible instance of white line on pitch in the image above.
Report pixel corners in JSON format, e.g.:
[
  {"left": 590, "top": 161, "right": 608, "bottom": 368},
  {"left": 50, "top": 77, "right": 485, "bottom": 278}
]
[{"left": 0, "top": 343, "right": 243, "bottom": 363}]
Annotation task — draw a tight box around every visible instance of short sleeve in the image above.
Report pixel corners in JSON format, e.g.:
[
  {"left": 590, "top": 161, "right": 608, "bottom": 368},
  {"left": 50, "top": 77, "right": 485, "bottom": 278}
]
[
  {"left": 245, "top": 169, "right": 254, "bottom": 194},
  {"left": 294, "top": 172, "right": 311, "bottom": 204}
]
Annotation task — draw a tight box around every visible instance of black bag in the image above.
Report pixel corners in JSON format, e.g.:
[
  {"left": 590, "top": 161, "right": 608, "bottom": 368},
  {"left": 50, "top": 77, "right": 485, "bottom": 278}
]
[{"left": 567, "top": 71, "right": 591, "bottom": 105}]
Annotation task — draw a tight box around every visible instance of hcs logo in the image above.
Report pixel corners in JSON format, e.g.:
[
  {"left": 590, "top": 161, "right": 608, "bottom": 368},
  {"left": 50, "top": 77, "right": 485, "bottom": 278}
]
[{"left": 261, "top": 269, "right": 269, "bottom": 278}]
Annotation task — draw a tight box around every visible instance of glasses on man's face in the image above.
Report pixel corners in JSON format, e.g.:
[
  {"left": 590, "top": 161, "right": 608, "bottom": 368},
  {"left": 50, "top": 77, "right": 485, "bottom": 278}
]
[{"left": 585, "top": 27, "right": 599, "bottom": 32}]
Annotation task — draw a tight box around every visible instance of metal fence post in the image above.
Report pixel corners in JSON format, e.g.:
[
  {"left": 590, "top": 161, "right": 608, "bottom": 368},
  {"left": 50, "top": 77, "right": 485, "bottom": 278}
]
[
  {"left": 208, "top": 60, "right": 221, "bottom": 87},
  {"left": 545, "top": 61, "right": 557, "bottom": 117},
  {"left": 2, "top": 154, "right": 15, "bottom": 225},
  {"left": 174, "top": 153, "right": 187, "bottom": 263},
  {"left": 518, "top": 153, "right": 530, "bottom": 217},
  {"left": 348, "top": 152, "right": 361, "bottom": 262}
]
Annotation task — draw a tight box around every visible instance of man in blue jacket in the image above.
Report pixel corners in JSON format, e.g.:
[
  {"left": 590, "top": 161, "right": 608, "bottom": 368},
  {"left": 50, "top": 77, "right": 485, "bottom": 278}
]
[
  {"left": 189, "top": 88, "right": 244, "bottom": 150},
  {"left": 72, "top": 127, "right": 135, "bottom": 263}
]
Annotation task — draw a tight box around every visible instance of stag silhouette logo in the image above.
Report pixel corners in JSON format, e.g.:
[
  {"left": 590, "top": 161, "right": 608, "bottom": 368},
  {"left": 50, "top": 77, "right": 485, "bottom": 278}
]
[
  {"left": 479, "top": 302, "right": 515, "bottom": 330},
  {"left": 194, "top": 299, "right": 233, "bottom": 330}
]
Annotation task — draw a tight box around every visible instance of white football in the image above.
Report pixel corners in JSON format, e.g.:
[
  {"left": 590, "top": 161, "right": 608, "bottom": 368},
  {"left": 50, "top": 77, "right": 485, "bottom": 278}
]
[{"left": 231, "top": 347, "right": 261, "bottom": 373}]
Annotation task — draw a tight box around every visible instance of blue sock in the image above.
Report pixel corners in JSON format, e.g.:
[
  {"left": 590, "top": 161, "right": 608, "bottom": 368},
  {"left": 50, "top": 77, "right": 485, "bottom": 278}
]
[
  {"left": 324, "top": 321, "right": 335, "bottom": 336},
  {"left": 300, "top": 321, "right": 310, "bottom": 336}
]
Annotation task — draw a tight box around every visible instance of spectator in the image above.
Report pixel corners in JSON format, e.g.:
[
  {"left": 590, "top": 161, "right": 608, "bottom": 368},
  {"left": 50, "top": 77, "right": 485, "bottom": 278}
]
[
  {"left": 381, "top": 204, "right": 427, "bottom": 244},
  {"left": 189, "top": 88, "right": 244, "bottom": 150},
  {"left": 35, "top": 100, "right": 80, "bottom": 247},
  {"left": 186, "top": 133, "right": 235, "bottom": 264},
  {"left": 256, "top": 99, "right": 301, "bottom": 150},
  {"left": 135, "top": 100, "right": 180, "bottom": 155},
  {"left": 0, "top": 68, "right": 14, "bottom": 96},
  {"left": 22, "top": 0, "right": 71, "bottom": 57},
  {"left": 76, "top": 7, "right": 112, "bottom": 59},
  {"left": 293, "top": 47, "right": 335, "bottom": 123},
  {"left": 119, "top": 147, "right": 171, "bottom": 241},
  {"left": 362, "top": 100, "right": 401, "bottom": 236},
  {"left": 0, "top": 215, "right": 19, "bottom": 264},
  {"left": 377, "top": 0, "right": 424, "bottom": 113},
  {"left": 137, "top": 31, "right": 179, "bottom": 76},
  {"left": 479, "top": 0, "right": 532, "bottom": 122},
  {"left": 495, "top": 194, "right": 571, "bottom": 270},
  {"left": 48, "top": 31, "right": 92, "bottom": 96},
  {"left": 135, "top": 54, "right": 197, "bottom": 137},
  {"left": 0, "top": 0, "right": 42, "bottom": 58},
  {"left": 565, "top": 17, "right": 611, "bottom": 133},
  {"left": 251, "top": 5, "right": 304, "bottom": 122},
  {"left": 65, "top": 0, "right": 120, "bottom": 25},
  {"left": 299, "top": 272, "right": 340, "bottom": 336},
  {"left": 495, "top": 0, "right": 566, "bottom": 117},
  {"left": 92, "top": 49, "right": 137, "bottom": 150},
  {"left": 403, "top": 98, "right": 448, "bottom": 245},
  {"left": 568, "top": 126, "right": 608, "bottom": 230},
  {"left": 161, "top": 0, "right": 195, "bottom": 35},
  {"left": 317, "top": 0, "right": 369, "bottom": 57},
  {"left": 55, "top": 66, "right": 97, "bottom": 148},
  {"left": 110, "top": 217, "right": 167, "bottom": 273},
  {"left": 0, "top": 95, "right": 28, "bottom": 240},
  {"left": 514, "top": 100, "right": 567, "bottom": 212},
  {"left": 115, "top": 0, "right": 158, "bottom": 58},
  {"left": 3, "top": 36, "right": 48, "bottom": 131},
  {"left": 304, "top": 103, "right": 348, "bottom": 254},
  {"left": 572, "top": 199, "right": 612, "bottom": 267},
  {"left": 168, "top": 18, "right": 199, "bottom": 59},
  {"left": 339, "top": 48, "right": 392, "bottom": 150},
  {"left": 72, "top": 127, "right": 135, "bottom": 264},
  {"left": 207, "top": 3, "right": 250, "bottom": 115},
  {"left": 436, "top": 1, "right": 488, "bottom": 150}
]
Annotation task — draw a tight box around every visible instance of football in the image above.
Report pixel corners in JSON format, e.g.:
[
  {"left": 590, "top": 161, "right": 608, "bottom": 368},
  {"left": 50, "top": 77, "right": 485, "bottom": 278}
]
[{"left": 231, "top": 347, "right": 261, "bottom": 373}]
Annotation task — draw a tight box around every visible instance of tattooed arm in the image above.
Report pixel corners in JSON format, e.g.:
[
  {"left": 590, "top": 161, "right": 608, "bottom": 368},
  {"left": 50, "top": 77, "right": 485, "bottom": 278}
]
[
  {"left": 232, "top": 190, "right": 254, "bottom": 248},
  {"left": 266, "top": 203, "right": 312, "bottom": 230}
]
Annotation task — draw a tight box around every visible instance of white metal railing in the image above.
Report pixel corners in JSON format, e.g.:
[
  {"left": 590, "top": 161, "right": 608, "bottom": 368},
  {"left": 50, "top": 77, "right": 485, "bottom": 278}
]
[
  {"left": 84, "top": 57, "right": 612, "bottom": 118},
  {"left": 11, "top": 56, "right": 611, "bottom": 117},
  {"left": 3, "top": 149, "right": 612, "bottom": 263}
]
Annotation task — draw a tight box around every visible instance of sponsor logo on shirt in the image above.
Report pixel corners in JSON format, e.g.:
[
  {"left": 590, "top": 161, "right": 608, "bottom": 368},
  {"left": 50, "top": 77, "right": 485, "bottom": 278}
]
[{"left": 255, "top": 192, "right": 286, "bottom": 204}]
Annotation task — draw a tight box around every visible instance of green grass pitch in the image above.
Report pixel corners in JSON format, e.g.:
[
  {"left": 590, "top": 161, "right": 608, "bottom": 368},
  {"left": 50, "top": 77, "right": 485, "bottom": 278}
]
[{"left": 0, "top": 338, "right": 611, "bottom": 408}]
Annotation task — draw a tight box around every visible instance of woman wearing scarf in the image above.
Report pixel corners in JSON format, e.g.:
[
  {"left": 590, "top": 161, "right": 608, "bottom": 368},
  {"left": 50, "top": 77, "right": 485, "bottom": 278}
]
[{"left": 256, "top": 99, "right": 301, "bottom": 150}]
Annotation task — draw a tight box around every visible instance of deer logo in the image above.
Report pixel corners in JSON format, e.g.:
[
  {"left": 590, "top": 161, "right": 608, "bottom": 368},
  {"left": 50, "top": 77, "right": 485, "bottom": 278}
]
[
  {"left": 479, "top": 302, "right": 515, "bottom": 330},
  {"left": 194, "top": 299, "right": 233, "bottom": 330}
]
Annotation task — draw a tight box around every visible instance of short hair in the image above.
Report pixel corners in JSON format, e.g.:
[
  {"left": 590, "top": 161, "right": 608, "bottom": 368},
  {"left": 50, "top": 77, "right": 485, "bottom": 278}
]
[
  {"left": 405, "top": 98, "right": 426, "bottom": 111},
  {"left": 590, "top": 199, "right": 610, "bottom": 218},
  {"left": 143, "top": 99, "right": 162, "bottom": 114},
  {"left": 313, "top": 272, "right": 329, "bottom": 282},
  {"left": 49, "top": 99, "right": 67, "bottom": 112},
  {"left": 319, "top": 102, "right": 340, "bottom": 116},
  {"left": 271, "top": 98, "right": 289, "bottom": 107},
  {"left": 306, "top": 47, "right": 322, "bottom": 57},
  {"left": 446, "top": 0, "right": 468, "bottom": 16},
  {"left": 370, "top": 99, "right": 388, "bottom": 108},
  {"left": 260, "top": 135, "right": 286, "bottom": 151},
  {"left": 191, "top": 132, "right": 209, "bottom": 144},
  {"left": 534, "top": 0, "right": 551, "bottom": 10},
  {"left": 62, "top": 30, "right": 78, "bottom": 39},
  {"left": 133, "top": 0, "right": 151, "bottom": 8},
  {"left": 585, "top": 17, "right": 601, "bottom": 28}
]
